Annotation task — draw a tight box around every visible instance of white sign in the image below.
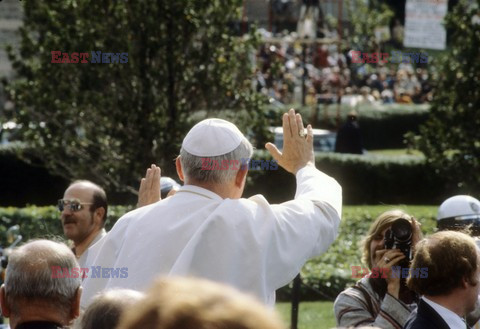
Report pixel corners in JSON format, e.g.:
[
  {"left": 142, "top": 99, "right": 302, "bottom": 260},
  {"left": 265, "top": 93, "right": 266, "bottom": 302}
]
[{"left": 404, "top": 0, "right": 447, "bottom": 50}]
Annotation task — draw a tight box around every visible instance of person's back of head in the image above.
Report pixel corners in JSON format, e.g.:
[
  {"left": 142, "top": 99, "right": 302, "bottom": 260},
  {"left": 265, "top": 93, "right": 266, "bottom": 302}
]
[
  {"left": 117, "top": 277, "right": 286, "bottom": 329},
  {"left": 160, "top": 177, "right": 181, "bottom": 199},
  {"left": 407, "top": 230, "right": 479, "bottom": 297},
  {"left": 76, "top": 289, "right": 143, "bottom": 329},
  {"left": 177, "top": 118, "right": 253, "bottom": 199},
  {"left": 0, "top": 239, "right": 82, "bottom": 329},
  {"left": 179, "top": 118, "right": 253, "bottom": 184}
]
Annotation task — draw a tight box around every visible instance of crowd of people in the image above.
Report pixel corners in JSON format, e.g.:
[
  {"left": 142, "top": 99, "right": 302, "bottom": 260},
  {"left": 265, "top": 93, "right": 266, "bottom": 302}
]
[
  {"left": 254, "top": 34, "right": 434, "bottom": 109},
  {"left": 1, "top": 108, "right": 479, "bottom": 329}
]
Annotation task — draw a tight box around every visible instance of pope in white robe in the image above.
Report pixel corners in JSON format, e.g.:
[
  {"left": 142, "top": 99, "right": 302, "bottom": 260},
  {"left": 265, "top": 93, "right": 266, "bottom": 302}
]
[{"left": 80, "top": 109, "right": 342, "bottom": 308}]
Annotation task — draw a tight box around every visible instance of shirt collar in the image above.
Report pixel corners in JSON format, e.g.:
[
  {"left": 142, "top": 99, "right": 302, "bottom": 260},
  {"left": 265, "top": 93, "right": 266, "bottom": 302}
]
[
  {"left": 91, "top": 228, "right": 107, "bottom": 245},
  {"left": 422, "top": 296, "right": 467, "bottom": 329},
  {"left": 72, "top": 228, "right": 106, "bottom": 257},
  {"left": 176, "top": 184, "right": 224, "bottom": 201}
]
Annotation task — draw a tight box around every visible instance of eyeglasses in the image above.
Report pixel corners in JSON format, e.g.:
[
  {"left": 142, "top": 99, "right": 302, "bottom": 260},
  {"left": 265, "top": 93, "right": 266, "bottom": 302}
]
[{"left": 58, "top": 199, "right": 93, "bottom": 212}]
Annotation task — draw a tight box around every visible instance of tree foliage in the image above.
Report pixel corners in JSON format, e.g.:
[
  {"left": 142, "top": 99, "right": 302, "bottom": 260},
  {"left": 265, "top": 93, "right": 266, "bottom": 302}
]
[
  {"left": 410, "top": 0, "right": 480, "bottom": 193},
  {"left": 5, "top": 0, "right": 268, "bottom": 195},
  {"left": 345, "top": 0, "right": 394, "bottom": 51}
]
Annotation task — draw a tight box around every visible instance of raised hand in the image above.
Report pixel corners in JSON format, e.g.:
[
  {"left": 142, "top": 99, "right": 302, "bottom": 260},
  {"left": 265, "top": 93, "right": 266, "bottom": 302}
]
[
  {"left": 265, "top": 108, "right": 315, "bottom": 174},
  {"left": 137, "top": 164, "right": 161, "bottom": 208}
]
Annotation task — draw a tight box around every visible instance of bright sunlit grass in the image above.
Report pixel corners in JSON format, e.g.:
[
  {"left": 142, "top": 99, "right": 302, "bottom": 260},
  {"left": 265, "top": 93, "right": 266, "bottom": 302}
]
[{"left": 276, "top": 301, "right": 336, "bottom": 329}]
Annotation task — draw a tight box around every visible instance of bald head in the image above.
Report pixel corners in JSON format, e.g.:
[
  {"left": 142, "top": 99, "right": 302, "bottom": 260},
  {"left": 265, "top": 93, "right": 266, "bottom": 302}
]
[
  {"left": 9, "top": 239, "right": 74, "bottom": 266},
  {"left": 1, "top": 239, "right": 82, "bottom": 327},
  {"left": 61, "top": 180, "right": 108, "bottom": 247},
  {"left": 66, "top": 180, "right": 108, "bottom": 222}
]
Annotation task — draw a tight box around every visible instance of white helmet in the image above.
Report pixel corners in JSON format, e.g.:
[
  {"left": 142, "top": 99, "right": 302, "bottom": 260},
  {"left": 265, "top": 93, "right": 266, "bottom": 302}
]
[{"left": 437, "top": 195, "right": 480, "bottom": 234}]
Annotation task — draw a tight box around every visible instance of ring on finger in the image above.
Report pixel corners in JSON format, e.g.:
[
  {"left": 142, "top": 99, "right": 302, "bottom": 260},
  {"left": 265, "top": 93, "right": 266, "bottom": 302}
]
[
  {"left": 298, "top": 129, "right": 306, "bottom": 138},
  {"left": 384, "top": 257, "right": 390, "bottom": 263}
]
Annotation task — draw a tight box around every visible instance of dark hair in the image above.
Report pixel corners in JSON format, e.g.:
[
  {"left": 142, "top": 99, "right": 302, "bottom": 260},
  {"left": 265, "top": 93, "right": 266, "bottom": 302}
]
[{"left": 90, "top": 188, "right": 108, "bottom": 225}]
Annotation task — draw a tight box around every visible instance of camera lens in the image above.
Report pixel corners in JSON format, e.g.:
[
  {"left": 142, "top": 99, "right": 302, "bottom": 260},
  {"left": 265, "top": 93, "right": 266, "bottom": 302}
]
[{"left": 391, "top": 218, "right": 412, "bottom": 243}]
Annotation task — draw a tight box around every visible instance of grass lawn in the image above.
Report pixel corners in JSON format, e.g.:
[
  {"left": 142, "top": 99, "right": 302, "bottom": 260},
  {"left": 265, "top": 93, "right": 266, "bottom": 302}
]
[{"left": 276, "top": 301, "right": 336, "bottom": 329}]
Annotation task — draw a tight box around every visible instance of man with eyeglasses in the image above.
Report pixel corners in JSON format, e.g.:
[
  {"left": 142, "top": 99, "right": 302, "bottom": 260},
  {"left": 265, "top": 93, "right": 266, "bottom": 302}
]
[{"left": 58, "top": 180, "right": 108, "bottom": 268}]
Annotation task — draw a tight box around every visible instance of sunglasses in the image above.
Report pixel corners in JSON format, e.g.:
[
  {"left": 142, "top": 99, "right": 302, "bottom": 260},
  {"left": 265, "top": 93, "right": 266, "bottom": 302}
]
[{"left": 58, "top": 199, "right": 93, "bottom": 212}]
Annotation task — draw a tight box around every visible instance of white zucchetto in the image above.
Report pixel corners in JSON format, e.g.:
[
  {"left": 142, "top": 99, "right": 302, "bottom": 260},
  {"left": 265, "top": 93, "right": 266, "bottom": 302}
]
[{"left": 182, "top": 118, "right": 245, "bottom": 157}]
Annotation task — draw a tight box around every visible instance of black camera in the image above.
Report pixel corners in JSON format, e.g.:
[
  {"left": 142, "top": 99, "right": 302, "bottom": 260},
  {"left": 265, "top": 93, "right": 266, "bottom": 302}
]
[
  {"left": 383, "top": 218, "right": 418, "bottom": 304},
  {"left": 384, "top": 218, "right": 413, "bottom": 263}
]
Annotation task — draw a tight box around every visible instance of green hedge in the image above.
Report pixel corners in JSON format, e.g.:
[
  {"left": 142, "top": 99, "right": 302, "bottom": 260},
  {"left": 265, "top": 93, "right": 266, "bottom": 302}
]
[
  {"left": 270, "top": 103, "right": 430, "bottom": 150},
  {"left": 0, "top": 205, "right": 438, "bottom": 301},
  {"left": 357, "top": 105, "right": 430, "bottom": 150},
  {"left": 245, "top": 151, "right": 450, "bottom": 205}
]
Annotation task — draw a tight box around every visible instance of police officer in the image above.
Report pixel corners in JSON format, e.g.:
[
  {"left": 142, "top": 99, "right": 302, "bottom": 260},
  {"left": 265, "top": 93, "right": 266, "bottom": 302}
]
[{"left": 437, "top": 195, "right": 480, "bottom": 235}]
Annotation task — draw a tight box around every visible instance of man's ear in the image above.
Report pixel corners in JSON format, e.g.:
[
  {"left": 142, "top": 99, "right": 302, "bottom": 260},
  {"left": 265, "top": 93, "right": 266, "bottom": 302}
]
[
  {"left": 0, "top": 285, "right": 11, "bottom": 317},
  {"left": 70, "top": 286, "right": 82, "bottom": 320},
  {"left": 234, "top": 166, "right": 248, "bottom": 188},
  {"left": 461, "top": 275, "right": 471, "bottom": 289},
  {"left": 93, "top": 207, "right": 105, "bottom": 228},
  {"left": 176, "top": 156, "right": 184, "bottom": 182}
]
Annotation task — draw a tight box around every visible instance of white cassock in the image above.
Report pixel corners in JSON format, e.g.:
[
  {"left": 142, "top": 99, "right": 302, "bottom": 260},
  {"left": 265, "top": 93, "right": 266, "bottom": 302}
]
[{"left": 80, "top": 166, "right": 342, "bottom": 308}]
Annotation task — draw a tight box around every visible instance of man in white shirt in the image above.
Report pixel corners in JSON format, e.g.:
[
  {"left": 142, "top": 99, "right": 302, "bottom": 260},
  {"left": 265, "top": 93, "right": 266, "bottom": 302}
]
[
  {"left": 404, "top": 231, "right": 480, "bottom": 329},
  {"left": 80, "top": 109, "right": 342, "bottom": 307}
]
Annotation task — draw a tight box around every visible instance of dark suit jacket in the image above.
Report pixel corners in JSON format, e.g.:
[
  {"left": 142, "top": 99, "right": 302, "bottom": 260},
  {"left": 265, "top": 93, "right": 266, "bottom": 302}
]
[
  {"left": 16, "top": 321, "right": 65, "bottom": 329},
  {"left": 403, "top": 299, "right": 453, "bottom": 329}
]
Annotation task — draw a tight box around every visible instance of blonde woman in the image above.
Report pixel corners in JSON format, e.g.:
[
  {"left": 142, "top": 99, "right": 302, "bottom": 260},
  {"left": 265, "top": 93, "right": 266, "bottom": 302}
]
[{"left": 334, "top": 210, "right": 422, "bottom": 328}]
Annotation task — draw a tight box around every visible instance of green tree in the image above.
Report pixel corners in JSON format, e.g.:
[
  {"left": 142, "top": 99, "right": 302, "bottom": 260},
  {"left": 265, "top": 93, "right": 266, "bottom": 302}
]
[
  {"left": 5, "top": 0, "right": 268, "bottom": 196},
  {"left": 410, "top": 0, "right": 480, "bottom": 193},
  {"left": 345, "top": 0, "right": 394, "bottom": 51}
]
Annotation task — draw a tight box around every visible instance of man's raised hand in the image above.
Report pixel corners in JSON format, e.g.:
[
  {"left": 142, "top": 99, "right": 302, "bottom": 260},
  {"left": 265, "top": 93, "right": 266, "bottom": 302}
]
[
  {"left": 137, "top": 164, "right": 161, "bottom": 208},
  {"left": 265, "top": 109, "right": 315, "bottom": 174}
]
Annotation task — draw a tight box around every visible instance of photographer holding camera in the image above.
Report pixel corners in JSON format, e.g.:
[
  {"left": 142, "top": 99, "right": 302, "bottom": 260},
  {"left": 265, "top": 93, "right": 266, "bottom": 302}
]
[{"left": 334, "top": 210, "right": 422, "bottom": 329}]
